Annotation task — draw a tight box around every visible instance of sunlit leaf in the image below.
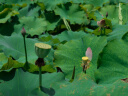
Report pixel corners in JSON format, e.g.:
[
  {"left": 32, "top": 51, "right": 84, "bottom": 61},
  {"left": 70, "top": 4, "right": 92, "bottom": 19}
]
[
  {"left": 54, "top": 34, "right": 107, "bottom": 79},
  {"left": 19, "top": 17, "right": 47, "bottom": 36},
  {"left": 54, "top": 3, "right": 89, "bottom": 24}
]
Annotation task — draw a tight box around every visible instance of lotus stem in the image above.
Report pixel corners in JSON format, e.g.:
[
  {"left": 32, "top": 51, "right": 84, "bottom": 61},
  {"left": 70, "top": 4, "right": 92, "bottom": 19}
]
[
  {"left": 63, "top": 18, "right": 72, "bottom": 31},
  {"left": 39, "top": 66, "right": 42, "bottom": 89},
  {"left": 103, "top": 28, "right": 105, "bottom": 35},
  {"left": 23, "top": 35, "right": 28, "bottom": 64},
  {"left": 35, "top": 58, "right": 44, "bottom": 89},
  {"left": 100, "top": 28, "right": 102, "bottom": 35},
  {"left": 69, "top": 66, "right": 75, "bottom": 82},
  {"left": 72, "top": 66, "right": 75, "bottom": 79}
]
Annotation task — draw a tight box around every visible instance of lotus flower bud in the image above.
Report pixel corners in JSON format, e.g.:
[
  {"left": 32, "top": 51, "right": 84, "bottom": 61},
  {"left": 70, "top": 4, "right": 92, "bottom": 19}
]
[
  {"left": 97, "top": 19, "right": 105, "bottom": 27},
  {"left": 82, "top": 47, "right": 92, "bottom": 72},
  {"left": 35, "top": 43, "right": 51, "bottom": 58},
  {"left": 85, "top": 47, "right": 92, "bottom": 61},
  {"left": 21, "top": 27, "right": 26, "bottom": 36}
]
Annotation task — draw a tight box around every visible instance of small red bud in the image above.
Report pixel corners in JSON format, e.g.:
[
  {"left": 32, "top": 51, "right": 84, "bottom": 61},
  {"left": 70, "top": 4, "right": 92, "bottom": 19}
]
[{"left": 21, "top": 27, "right": 26, "bottom": 36}]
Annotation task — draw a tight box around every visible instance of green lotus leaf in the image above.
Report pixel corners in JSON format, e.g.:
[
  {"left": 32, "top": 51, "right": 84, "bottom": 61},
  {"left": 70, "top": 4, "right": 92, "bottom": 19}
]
[
  {"left": 0, "top": 33, "right": 55, "bottom": 72},
  {"left": 0, "top": 68, "right": 66, "bottom": 96},
  {"left": 85, "top": 28, "right": 94, "bottom": 33},
  {"left": 0, "top": 0, "right": 34, "bottom": 5},
  {"left": 38, "top": 0, "right": 68, "bottom": 11},
  {"left": 39, "top": 31, "right": 87, "bottom": 46},
  {"left": 56, "top": 31, "right": 87, "bottom": 42},
  {"left": 95, "top": 39, "right": 128, "bottom": 84},
  {"left": 69, "top": 0, "right": 85, "bottom": 3},
  {"left": 39, "top": 33, "right": 60, "bottom": 48},
  {"left": 55, "top": 30, "right": 88, "bottom": 42},
  {"left": 0, "top": 8, "right": 19, "bottom": 23},
  {"left": 37, "top": 2, "right": 45, "bottom": 10},
  {"left": 44, "top": 12, "right": 61, "bottom": 31},
  {"left": 109, "top": 0, "right": 128, "bottom": 4},
  {"left": 19, "top": 16, "right": 47, "bottom": 36},
  {"left": 0, "top": 5, "right": 20, "bottom": 36},
  {"left": 54, "top": 34, "right": 107, "bottom": 79},
  {"left": 107, "top": 23, "right": 128, "bottom": 41},
  {"left": 80, "top": 4, "right": 94, "bottom": 13},
  {"left": 0, "top": 33, "right": 54, "bottom": 65},
  {"left": 0, "top": 33, "right": 40, "bottom": 60},
  {"left": 18, "top": 5, "right": 40, "bottom": 18},
  {"left": 121, "top": 3, "right": 128, "bottom": 24},
  {"left": 52, "top": 73, "right": 128, "bottom": 96},
  {"left": 84, "top": 0, "right": 109, "bottom": 7},
  {"left": 0, "top": 52, "right": 8, "bottom": 69},
  {"left": 0, "top": 57, "right": 55, "bottom": 73},
  {"left": 99, "top": 5, "right": 119, "bottom": 25},
  {"left": 54, "top": 3, "right": 89, "bottom": 24},
  {"left": 1, "top": 57, "right": 24, "bottom": 71},
  {"left": 13, "top": 24, "right": 23, "bottom": 34},
  {"left": 94, "top": 10, "right": 104, "bottom": 21}
]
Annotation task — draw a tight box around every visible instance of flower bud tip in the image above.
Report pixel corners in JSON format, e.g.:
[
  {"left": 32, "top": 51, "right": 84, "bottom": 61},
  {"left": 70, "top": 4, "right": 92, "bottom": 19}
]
[
  {"left": 21, "top": 27, "right": 26, "bottom": 36},
  {"left": 85, "top": 47, "right": 92, "bottom": 61}
]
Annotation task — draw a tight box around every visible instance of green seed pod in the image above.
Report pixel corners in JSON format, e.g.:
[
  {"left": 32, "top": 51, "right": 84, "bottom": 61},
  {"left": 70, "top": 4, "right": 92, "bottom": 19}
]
[{"left": 35, "top": 43, "right": 51, "bottom": 58}]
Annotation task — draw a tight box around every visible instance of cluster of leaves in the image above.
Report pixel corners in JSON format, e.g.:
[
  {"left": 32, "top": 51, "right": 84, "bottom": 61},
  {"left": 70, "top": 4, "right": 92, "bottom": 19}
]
[{"left": 1, "top": 0, "right": 128, "bottom": 96}]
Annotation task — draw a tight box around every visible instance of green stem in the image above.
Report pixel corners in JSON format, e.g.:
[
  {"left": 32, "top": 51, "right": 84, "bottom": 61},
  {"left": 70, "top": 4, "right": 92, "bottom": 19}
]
[
  {"left": 39, "top": 67, "right": 42, "bottom": 89},
  {"left": 71, "top": 66, "right": 75, "bottom": 79},
  {"left": 100, "top": 28, "right": 102, "bottom": 36},
  {"left": 23, "top": 36, "right": 28, "bottom": 64},
  {"left": 103, "top": 28, "right": 105, "bottom": 35},
  {"left": 63, "top": 18, "right": 72, "bottom": 31}
]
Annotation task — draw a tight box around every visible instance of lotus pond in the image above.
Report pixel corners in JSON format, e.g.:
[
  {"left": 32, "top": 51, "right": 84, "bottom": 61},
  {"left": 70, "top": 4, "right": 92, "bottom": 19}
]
[{"left": 0, "top": 0, "right": 128, "bottom": 96}]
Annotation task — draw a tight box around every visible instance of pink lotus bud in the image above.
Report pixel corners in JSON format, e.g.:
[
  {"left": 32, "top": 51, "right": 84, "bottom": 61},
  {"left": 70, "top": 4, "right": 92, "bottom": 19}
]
[
  {"left": 21, "top": 27, "right": 26, "bottom": 36},
  {"left": 97, "top": 19, "right": 105, "bottom": 27},
  {"left": 85, "top": 47, "right": 92, "bottom": 61}
]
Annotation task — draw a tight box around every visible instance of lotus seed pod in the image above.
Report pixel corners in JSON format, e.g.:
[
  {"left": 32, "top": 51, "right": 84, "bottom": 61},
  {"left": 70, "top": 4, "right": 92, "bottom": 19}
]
[
  {"left": 82, "top": 56, "right": 89, "bottom": 64},
  {"left": 97, "top": 19, "right": 105, "bottom": 27},
  {"left": 21, "top": 27, "right": 26, "bottom": 36},
  {"left": 35, "top": 43, "right": 51, "bottom": 58}
]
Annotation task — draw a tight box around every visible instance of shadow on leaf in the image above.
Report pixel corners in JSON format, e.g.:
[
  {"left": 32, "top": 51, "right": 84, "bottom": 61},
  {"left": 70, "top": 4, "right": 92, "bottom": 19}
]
[{"left": 31, "top": 86, "right": 55, "bottom": 96}]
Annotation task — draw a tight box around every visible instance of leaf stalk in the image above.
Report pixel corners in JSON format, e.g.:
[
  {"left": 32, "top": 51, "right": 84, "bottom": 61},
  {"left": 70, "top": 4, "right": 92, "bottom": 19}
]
[
  {"left": 23, "top": 35, "right": 28, "bottom": 64},
  {"left": 39, "top": 66, "right": 42, "bottom": 89}
]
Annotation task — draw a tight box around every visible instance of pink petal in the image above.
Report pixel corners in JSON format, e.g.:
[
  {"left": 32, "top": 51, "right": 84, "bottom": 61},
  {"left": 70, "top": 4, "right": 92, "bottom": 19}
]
[{"left": 85, "top": 47, "right": 92, "bottom": 61}]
